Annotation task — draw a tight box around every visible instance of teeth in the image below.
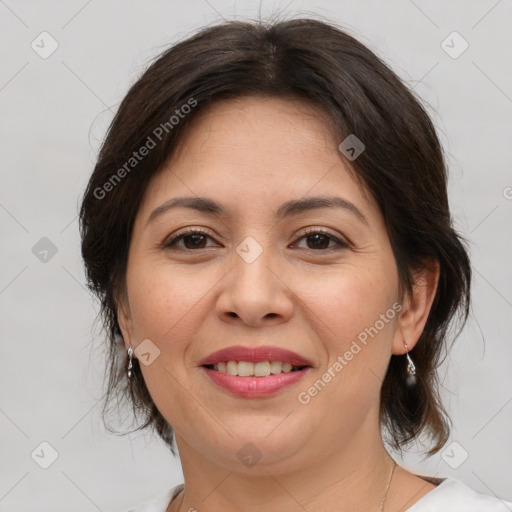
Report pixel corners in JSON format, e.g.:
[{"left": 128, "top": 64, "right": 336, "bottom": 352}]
[
  {"left": 212, "top": 360, "right": 300, "bottom": 376},
  {"left": 254, "top": 361, "right": 270, "bottom": 377},
  {"left": 282, "top": 362, "right": 293, "bottom": 373},
  {"left": 226, "top": 361, "right": 238, "bottom": 375},
  {"left": 238, "top": 361, "right": 254, "bottom": 376},
  {"left": 270, "top": 361, "right": 282, "bottom": 374}
]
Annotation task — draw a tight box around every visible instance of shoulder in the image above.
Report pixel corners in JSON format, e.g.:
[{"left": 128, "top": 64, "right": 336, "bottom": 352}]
[
  {"left": 122, "top": 483, "right": 184, "bottom": 512},
  {"left": 407, "top": 477, "right": 512, "bottom": 511}
]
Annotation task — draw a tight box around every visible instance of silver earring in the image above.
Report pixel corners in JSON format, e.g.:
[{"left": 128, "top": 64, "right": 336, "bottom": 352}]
[
  {"left": 127, "top": 343, "right": 134, "bottom": 379},
  {"left": 404, "top": 340, "right": 417, "bottom": 387}
]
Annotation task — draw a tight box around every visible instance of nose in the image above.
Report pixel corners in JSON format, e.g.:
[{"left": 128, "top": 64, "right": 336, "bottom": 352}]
[{"left": 215, "top": 243, "right": 294, "bottom": 328}]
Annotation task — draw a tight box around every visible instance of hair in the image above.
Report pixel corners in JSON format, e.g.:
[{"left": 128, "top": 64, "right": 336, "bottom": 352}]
[{"left": 79, "top": 17, "right": 471, "bottom": 457}]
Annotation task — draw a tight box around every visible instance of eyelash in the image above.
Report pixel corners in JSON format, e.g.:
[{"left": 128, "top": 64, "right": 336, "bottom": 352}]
[{"left": 163, "top": 227, "right": 349, "bottom": 252}]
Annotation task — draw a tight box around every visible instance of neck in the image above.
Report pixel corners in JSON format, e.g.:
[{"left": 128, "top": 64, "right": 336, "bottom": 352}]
[{"left": 171, "top": 419, "right": 395, "bottom": 512}]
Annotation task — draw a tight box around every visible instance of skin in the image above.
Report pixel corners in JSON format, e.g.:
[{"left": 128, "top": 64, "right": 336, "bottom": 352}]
[{"left": 117, "top": 96, "right": 440, "bottom": 512}]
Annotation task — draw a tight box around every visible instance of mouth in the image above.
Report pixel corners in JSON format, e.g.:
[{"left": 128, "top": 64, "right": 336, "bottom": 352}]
[
  {"left": 198, "top": 346, "right": 313, "bottom": 398},
  {"left": 203, "top": 360, "right": 308, "bottom": 376}
]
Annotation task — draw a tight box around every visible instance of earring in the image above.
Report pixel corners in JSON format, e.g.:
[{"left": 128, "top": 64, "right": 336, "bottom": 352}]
[
  {"left": 404, "top": 340, "right": 417, "bottom": 387},
  {"left": 127, "top": 343, "right": 134, "bottom": 379}
]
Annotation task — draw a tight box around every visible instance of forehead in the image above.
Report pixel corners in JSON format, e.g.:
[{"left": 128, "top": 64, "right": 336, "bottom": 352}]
[
  {"left": 171, "top": 95, "right": 339, "bottom": 162},
  {"left": 138, "top": 95, "right": 373, "bottom": 220}
]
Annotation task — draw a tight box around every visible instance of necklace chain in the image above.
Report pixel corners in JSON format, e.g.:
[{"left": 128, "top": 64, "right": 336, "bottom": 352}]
[
  {"left": 379, "top": 459, "right": 398, "bottom": 511},
  {"left": 173, "top": 459, "right": 398, "bottom": 512}
]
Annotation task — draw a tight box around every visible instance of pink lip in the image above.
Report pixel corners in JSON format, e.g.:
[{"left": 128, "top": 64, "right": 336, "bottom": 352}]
[
  {"left": 201, "top": 366, "right": 312, "bottom": 398},
  {"left": 198, "top": 345, "right": 313, "bottom": 398},
  {"left": 198, "top": 345, "right": 313, "bottom": 367}
]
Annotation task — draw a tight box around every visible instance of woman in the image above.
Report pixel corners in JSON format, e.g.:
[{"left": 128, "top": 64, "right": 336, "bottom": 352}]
[{"left": 79, "top": 17, "right": 511, "bottom": 511}]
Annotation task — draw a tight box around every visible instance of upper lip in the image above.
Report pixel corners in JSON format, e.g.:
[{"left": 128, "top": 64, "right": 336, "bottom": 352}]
[{"left": 198, "top": 345, "right": 313, "bottom": 367}]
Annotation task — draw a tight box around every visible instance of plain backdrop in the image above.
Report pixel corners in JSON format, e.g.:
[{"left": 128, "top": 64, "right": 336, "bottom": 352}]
[{"left": 1, "top": 0, "right": 511, "bottom": 510}]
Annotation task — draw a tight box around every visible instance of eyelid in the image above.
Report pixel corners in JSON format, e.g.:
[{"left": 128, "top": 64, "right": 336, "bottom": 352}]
[
  {"left": 163, "top": 225, "right": 350, "bottom": 252},
  {"left": 294, "top": 226, "right": 350, "bottom": 249},
  {"left": 298, "top": 226, "right": 343, "bottom": 239},
  {"left": 169, "top": 226, "right": 216, "bottom": 239},
  {"left": 162, "top": 226, "right": 219, "bottom": 248}
]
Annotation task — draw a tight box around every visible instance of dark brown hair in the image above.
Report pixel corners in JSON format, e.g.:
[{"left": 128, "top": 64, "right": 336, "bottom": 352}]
[{"left": 80, "top": 17, "right": 471, "bottom": 456}]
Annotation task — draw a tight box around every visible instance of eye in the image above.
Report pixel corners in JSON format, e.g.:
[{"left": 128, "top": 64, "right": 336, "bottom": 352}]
[
  {"left": 163, "top": 228, "right": 218, "bottom": 251},
  {"left": 293, "top": 228, "right": 349, "bottom": 251},
  {"left": 163, "top": 227, "right": 349, "bottom": 252}
]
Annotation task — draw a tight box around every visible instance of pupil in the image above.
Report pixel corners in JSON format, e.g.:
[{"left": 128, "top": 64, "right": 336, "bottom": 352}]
[
  {"left": 182, "top": 234, "right": 329, "bottom": 250},
  {"left": 308, "top": 234, "right": 329, "bottom": 249},
  {"left": 185, "top": 234, "right": 206, "bottom": 249}
]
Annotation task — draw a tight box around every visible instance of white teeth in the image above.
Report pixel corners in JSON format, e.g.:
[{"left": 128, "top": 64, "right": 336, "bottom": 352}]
[
  {"left": 282, "top": 362, "right": 293, "bottom": 373},
  {"left": 270, "top": 361, "right": 282, "bottom": 374},
  {"left": 238, "top": 361, "right": 254, "bottom": 376},
  {"left": 254, "top": 361, "right": 271, "bottom": 377},
  {"left": 213, "top": 360, "right": 301, "bottom": 376},
  {"left": 226, "top": 361, "right": 238, "bottom": 375}
]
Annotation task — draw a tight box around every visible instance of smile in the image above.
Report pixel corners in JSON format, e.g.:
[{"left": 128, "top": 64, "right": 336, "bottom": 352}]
[
  {"left": 199, "top": 345, "right": 313, "bottom": 398},
  {"left": 201, "top": 363, "right": 311, "bottom": 398},
  {"left": 209, "top": 360, "right": 304, "bottom": 377}
]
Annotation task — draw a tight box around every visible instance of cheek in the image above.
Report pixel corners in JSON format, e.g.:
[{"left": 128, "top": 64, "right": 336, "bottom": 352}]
[
  {"left": 292, "top": 272, "right": 395, "bottom": 427},
  {"left": 281, "top": 265, "right": 400, "bottom": 444},
  {"left": 303, "top": 263, "right": 398, "bottom": 348},
  {"left": 125, "top": 261, "right": 210, "bottom": 346},
  {"left": 125, "top": 262, "right": 214, "bottom": 425},
  {"left": 299, "top": 261, "right": 398, "bottom": 407}
]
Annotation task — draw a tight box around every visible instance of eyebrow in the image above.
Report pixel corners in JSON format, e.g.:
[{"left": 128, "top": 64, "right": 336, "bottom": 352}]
[{"left": 145, "top": 195, "right": 368, "bottom": 227}]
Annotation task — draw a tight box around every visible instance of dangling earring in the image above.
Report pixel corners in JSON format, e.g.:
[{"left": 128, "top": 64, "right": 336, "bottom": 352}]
[
  {"left": 404, "top": 340, "right": 417, "bottom": 387},
  {"left": 127, "top": 343, "right": 134, "bottom": 379}
]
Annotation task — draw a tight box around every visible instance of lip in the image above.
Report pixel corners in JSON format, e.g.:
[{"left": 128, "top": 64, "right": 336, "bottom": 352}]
[
  {"left": 201, "top": 366, "right": 312, "bottom": 398},
  {"left": 198, "top": 345, "right": 313, "bottom": 398},
  {"left": 198, "top": 345, "right": 313, "bottom": 367}
]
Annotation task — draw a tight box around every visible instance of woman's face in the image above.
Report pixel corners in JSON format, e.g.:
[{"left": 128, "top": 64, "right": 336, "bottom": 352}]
[{"left": 118, "top": 96, "right": 412, "bottom": 472}]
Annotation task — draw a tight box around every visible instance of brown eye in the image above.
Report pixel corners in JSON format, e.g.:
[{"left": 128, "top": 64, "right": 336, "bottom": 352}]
[
  {"left": 164, "top": 229, "right": 216, "bottom": 251},
  {"left": 304, "top": 233, "right": 331, "bottom": 250},
  {"left": 294, "top": 229, "right": 349, "bottom": 251},
  {"left": 181, "top": 233, "right": 208, "bottom": 249}
]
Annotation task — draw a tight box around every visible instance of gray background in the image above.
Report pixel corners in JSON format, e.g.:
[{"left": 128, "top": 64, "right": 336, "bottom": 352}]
[{"left": 1, "top": 0, "right": 511, "bottom": 510}]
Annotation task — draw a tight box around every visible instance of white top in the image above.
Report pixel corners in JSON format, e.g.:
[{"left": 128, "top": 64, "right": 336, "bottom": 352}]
[{"left": 123, "top": 478, "right": 512, "bottom": 511}]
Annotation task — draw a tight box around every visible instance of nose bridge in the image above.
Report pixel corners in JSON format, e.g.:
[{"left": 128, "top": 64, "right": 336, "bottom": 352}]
[
  {"left": 217, "top": 234, "right": 292, "bottom": 326},
  {"left": 232, "top": 234, "right": 277, "bottom": 297}
]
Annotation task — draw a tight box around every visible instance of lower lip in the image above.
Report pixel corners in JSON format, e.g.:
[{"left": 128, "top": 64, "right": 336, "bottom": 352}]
[{"left": 202, "top": 367, "right": 310, "bottom": 398}]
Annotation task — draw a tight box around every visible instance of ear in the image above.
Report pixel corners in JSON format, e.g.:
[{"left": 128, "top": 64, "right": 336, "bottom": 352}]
[
  {"left": 392, "top": 258, "right": 440, "bottom": 355},
  {"left": 116, "top": 289, "right": 134, "bottom": 352}
]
